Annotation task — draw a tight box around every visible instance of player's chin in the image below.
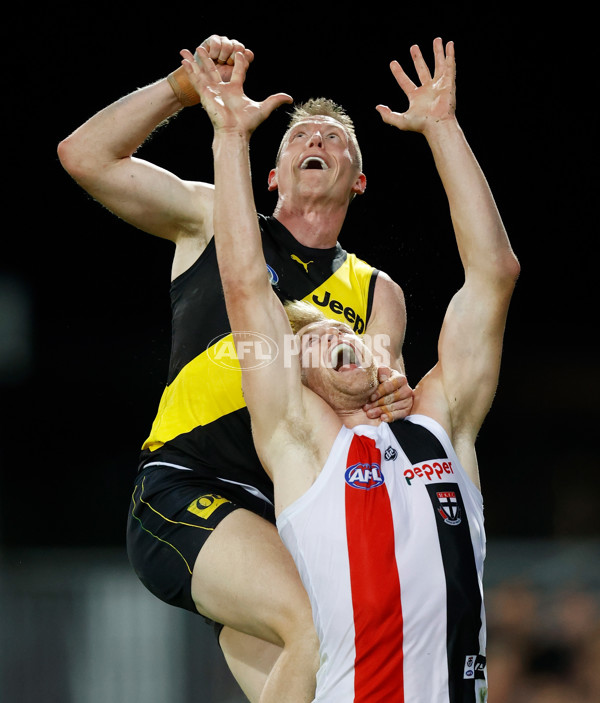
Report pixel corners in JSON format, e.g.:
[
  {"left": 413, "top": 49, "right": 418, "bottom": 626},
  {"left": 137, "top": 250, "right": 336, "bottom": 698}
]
[{"left": 332, "top": 364, "right": 377, "bottom": 392}]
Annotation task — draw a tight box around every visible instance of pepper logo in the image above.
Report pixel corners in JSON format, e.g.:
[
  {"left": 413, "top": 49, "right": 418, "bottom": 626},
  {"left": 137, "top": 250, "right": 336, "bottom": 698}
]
[
  {"left": 436, "top": 490, "right": 462, "bottom": 526},
  {"left": 345, "top": 463, "right": 385, "bottom": 490},
  {"left": 187, "top": 494, "right": 231, "bottom": 519}
]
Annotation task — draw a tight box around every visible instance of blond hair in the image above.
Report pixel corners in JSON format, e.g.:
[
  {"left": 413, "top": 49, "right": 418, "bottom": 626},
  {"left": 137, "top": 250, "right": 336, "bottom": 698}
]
[
  {"left": 284, "top": 300, "right": 327, "bottom": 335},
  {"left": 276, "top": 98, "right": 363, "bottom": 170}
]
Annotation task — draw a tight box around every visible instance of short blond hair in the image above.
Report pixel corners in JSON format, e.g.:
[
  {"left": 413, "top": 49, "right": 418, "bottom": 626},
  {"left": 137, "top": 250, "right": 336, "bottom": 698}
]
[
  {"left": 284, "top": 300, "right": 327, "bottom": 335},
  {"left": 276, "top": 98, "right": 363, "bottom": 170}
]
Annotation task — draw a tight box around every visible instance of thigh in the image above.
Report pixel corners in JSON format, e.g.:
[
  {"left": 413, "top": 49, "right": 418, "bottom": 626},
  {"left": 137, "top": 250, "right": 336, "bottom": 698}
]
[
  {"left": 191, "top": 508, "right": 314, "bottom": 646},
  {"left": 127, "top": 467, "right": 240, "bottom": 614}
]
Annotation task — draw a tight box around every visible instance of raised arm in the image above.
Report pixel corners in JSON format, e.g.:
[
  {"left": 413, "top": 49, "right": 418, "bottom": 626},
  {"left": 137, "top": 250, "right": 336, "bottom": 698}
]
[
  {"left": 179, "top": 46, "right": 311, "bottom": 454},
  {"left": 377, "top": 39, "right": 520, "bottom": 481},
  {"left": 57, "top": 35, "right": 253, "bottom": 277}
]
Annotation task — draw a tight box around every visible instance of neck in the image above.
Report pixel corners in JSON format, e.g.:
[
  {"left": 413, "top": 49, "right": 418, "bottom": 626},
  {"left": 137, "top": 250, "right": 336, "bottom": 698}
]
[
  {"left": 338, "top": 408, "right": 382, "bottom": 429},
  {"left": 272, "top": 200, "right": 349, "bottom": 249}
]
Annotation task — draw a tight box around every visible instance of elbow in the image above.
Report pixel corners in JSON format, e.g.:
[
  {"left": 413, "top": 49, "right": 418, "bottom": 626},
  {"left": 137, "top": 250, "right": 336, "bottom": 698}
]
[
  {"left": 497, "top": 252, "right": 521, "bottom": 297},
  {"left": 57, "top": 134, "right": 77, "bottom": 174},
  {"left": 57, "top": 133, "right": 99, "bottom": 183},
  {"left": 57, "top": 134, "right": 86, "bottom": 180},
  {"left": 506, "top": 251, "right": 521, "bottom": 286},
  {"left": 57, "top": 135, "right": 83, "bottom": 181},
  {"left": 491, "top": 242, "right": 521, "bottom": 284},
  {"left": 475, "top": 249, "right": 520, "bottom": 297},
  {"left": 221, "top": 268, "right": 271, "bottom": 309}
]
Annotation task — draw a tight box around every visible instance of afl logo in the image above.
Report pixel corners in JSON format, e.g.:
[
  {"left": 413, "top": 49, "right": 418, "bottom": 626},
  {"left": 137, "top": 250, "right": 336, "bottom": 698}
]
[
  {"left": 206, "top": 332, "right": 278, "bottom": 369},
  {"left": 266, "top": 264, "right": 279, "bottom": 285},
  {"left": 345, "top": 463, "right": 385, "bottom": 490}
]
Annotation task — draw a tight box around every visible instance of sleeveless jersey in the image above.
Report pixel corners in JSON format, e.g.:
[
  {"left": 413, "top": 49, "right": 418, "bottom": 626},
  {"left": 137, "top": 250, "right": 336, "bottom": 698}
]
[
  {"left": 139, "top": 215, "right": 379, "bottom": 506},
  {"left": 277, "top": 415, "right": 487, "bottom": 703}
]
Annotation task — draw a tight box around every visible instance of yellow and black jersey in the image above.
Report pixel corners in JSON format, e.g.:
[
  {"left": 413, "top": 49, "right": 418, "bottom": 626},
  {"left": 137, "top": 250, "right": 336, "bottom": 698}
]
[{"left": 139, "top": 215, "right": 379, "bottom": 505}]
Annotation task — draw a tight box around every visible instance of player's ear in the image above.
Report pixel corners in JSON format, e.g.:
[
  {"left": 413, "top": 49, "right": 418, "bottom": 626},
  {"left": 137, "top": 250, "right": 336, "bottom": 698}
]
[
  {"left": 268, "top": 168, "right": 278, "bottom": 192},
  {"left": 352, "top": 172, "right": 366, "bottom": 195}
]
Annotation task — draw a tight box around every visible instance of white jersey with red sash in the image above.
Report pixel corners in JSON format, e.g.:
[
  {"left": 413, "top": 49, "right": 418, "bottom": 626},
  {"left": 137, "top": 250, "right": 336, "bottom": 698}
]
[{"left": 277, "top": 415, "right": 487, "bottom": 703}]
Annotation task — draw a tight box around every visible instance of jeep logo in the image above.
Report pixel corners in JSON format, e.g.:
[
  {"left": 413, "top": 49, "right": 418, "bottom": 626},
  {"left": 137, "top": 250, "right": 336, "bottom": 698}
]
[{"left": 311, "top": 291, "right": 365, "bottom": 333}]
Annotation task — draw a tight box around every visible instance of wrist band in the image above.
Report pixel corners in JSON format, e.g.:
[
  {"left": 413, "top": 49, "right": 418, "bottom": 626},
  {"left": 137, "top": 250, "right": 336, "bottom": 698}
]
[{"left": 167, "top": 65, "right": 200, "bottom": 107}]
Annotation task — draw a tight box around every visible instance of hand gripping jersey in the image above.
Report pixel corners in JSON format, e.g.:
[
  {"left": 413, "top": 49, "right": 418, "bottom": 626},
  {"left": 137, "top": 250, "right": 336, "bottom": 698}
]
[
  {"left": 277, "top": 415, "right": 488, "bottom": 703},
  {"left": 138, "top": 215, "right": 379, "bottom": 511}
]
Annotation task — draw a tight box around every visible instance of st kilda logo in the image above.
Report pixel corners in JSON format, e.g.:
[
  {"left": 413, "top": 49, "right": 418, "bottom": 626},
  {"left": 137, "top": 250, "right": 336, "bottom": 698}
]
[
  {"left": 436, "top": 490, "right": 462, "bottom": 526},
  {"left": 345, "top": 462, "right": 385, "bottom": 490}
]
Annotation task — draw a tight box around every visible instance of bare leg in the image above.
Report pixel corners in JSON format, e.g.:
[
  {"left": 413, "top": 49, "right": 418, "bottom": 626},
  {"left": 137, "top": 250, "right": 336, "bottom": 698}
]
[
  {"left": 219, "top": 628, "right": 281, "bottom": 703},
  {"left": 191, "top": 509, "right": 319, "bottom": 703}
]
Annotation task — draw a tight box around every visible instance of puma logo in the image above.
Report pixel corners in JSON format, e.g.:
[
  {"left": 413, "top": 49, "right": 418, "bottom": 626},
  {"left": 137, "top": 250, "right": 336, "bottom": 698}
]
[{"left": 291, "top": 254, "right": 314, "bottom": 273}]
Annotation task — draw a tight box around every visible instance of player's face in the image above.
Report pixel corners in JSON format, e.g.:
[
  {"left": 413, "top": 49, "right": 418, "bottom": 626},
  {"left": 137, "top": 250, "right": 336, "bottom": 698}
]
[
  {"left": 298, "top": 321, "right": 378, "bottom": 407},
  {"left": 268, "top": 117, "right": 365, "bottom": 204}
]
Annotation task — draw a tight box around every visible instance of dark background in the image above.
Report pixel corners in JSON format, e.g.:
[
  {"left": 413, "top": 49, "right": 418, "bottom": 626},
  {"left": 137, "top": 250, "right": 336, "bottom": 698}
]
[{"left": 2, "top": 3, "right": 597, "bottom": 549}]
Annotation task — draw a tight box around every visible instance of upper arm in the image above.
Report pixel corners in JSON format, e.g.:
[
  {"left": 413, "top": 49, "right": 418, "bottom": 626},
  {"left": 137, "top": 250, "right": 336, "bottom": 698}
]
[
  {"left": 416, "top": 267, "right": 517, "bottom": 441},
  {"left": 229, "top": 278, "right": 306, "bottom": 451},
  {"left": 57, "top": 83, "right": 215, "bottom": 250},
  {"left": 234, "top": 287, "right": 341, "bottom": 507},
  {"left": 365, "top": 271, "right": 407, "bottom": 374},
  {"left": 66, "top": 152, "right": 215, "bottom": 247}
]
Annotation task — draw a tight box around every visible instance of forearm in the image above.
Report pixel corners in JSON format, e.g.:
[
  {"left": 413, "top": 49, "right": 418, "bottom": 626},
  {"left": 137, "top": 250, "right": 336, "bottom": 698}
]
[
  {"left": 58, "top": 78, "right": 183, "bottom": 177},
  {"left": 426, "top": 120, "right": 519, "bottom": 436},
  {"left": 212, "top": 132, "right": 269, "bottom": 303}
]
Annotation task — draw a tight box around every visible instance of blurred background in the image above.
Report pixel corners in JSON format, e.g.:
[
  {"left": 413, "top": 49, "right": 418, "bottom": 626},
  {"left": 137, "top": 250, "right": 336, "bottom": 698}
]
[{"left": 2, "top": 2, "right": 598, "bottom": 701}]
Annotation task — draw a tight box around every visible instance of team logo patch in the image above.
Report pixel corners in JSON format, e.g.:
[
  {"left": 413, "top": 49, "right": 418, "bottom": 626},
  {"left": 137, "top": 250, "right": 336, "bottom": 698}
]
[
  {"left": 384, "top": 446, "right": 398, "bottom": 461},
  {"left": 345, "top": 462, "right": 385, "bottom": 490},
  {"left": 436, "top": 490, "right": 462, "bottom": 525},
  {"left": 464, "top": 654, "right": 486, "bottom": 680},
  {"left": 187, "top": 494, "right": 231, "bottom": 519},
  {"left": 266, "top": 264, "right": 279, "bottom": 285}
]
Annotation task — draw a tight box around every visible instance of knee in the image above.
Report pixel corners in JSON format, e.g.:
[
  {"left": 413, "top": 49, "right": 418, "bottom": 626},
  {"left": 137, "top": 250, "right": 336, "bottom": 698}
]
[
  {"left": 272, "top": 587, "right": 316, "bottom": 645},
  {"left": 277, "top": 598, "right": 320, "bottom": 670}
]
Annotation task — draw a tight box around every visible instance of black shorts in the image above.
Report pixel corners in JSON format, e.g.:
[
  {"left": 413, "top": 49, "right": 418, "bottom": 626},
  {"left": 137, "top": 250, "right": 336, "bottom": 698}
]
[{"left": 126, "top": 464, "right": 275, "bottom": 623}]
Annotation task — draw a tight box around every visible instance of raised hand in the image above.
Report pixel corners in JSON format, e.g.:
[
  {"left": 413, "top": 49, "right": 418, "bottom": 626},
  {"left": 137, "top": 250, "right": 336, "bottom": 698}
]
[
  {"left": 376, "top": 37, "right": 456, "bottom": 135},
  {"left": 196, "top": 34, "right": 254, "bottom": 81},
  {"left": 181, "top": 46, "right": 292, "bottom": 137}
]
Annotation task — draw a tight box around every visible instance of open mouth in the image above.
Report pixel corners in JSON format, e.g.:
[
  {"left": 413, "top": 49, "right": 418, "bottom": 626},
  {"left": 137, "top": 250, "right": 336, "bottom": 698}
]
[
  {"left": 300, "top": 156, "right": 329, "bottom": 170},
  {"left": 330, "top": 343, "right": 360, "bottom": 371}
]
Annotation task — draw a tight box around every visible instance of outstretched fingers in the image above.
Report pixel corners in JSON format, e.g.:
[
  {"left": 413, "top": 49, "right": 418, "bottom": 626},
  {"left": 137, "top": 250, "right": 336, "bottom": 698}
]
[
  {"left": 229, "top": 51, "right": 292, "bottom": 115},
  {"left": 432, "top": 37, "right": 455, "bottom": 79},
  {"left": 411, "top": 44, "right": 432, "bottom": 85},
  {"left": 180, "top": 47, "right": 291, "bottom": 134},
  {"left": 376, "top": 38, "right": 457, "bottom": 132},
  {"left": 389, "top": 59, "right": 416, "bottom": 95},
  {"left": 261, "top": 91, "right": 294, "bottom": 119},
  {"left": 432, "top": 37, "right": 445, "bottom": 76},
  {"left": 181, "top": 46, "right": 219, "bottom": 84},
  {"left": 374, "top": 59, "right": 413, "bottom": 127},
  {"left": 375, "top": 103, "right": 399, "bottom": 127}
]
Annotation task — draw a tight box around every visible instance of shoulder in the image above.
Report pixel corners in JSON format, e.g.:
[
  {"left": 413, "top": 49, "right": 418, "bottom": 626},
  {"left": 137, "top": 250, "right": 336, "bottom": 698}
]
[
  {"left": 373, "top": 270, "right": 404, "bottom": 298},
  {"left": 369, "top": 271, "right": 406, "bottom": 328},
  {"left": 262, "top": 388, "right": 343, "bottom": 497}
]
